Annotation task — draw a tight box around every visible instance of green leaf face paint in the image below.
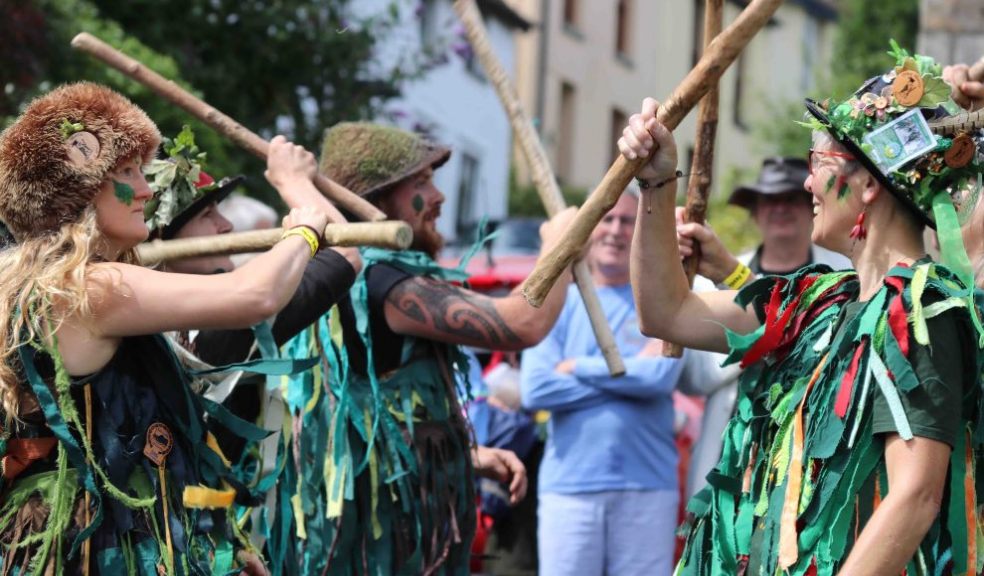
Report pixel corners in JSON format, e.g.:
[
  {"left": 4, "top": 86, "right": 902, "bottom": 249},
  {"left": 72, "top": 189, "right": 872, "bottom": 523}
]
[
  {"left": 411, "top": 194, "right": 425, "bottom": 214},
  {"left": 824, "top": 175, "right": 850, "bottom": 201},
  {"left": 114, "top": 181, "right": 135, "bottom": 205}
]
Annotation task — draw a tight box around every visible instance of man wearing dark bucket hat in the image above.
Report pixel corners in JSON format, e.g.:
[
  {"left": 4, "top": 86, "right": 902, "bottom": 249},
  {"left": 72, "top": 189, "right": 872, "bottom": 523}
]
[
  {"left": 620, "top": 40, "right": 984, "bottom": 574},
  {"left": 276, "top": 122, "right": 576, "bottom": 575}
]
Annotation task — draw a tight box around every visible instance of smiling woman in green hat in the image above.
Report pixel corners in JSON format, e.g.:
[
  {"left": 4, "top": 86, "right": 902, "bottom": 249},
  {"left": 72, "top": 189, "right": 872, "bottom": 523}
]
[
  {"left": 0, "top": 82, "right": 333, "bottom": 575},
  {"left": 619, "top": 43, "right": 984, "bottom": 575}
]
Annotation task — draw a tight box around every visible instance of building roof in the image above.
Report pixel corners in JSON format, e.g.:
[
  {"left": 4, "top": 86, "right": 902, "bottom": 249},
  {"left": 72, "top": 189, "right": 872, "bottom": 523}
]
[{"left": 479, "top": 0, "right": 532, "bottom": 31}]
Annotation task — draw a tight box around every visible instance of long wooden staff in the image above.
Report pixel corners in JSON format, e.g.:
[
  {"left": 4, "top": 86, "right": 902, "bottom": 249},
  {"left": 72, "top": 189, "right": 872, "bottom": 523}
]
[
  {"left": 71, "top": 32, "right": 387, "bottom": 224},
  {"left": 137, "top": 221, "right": 412, "bottom": 266},
  {"left": 522, "top": 0, "right": 784, "bottom": 307},
  {"left": 663, "top": 0, "right": 724, "bottom": 359},
  {"left": 453, "top": 0, "right": 626, "bottom": 376}
]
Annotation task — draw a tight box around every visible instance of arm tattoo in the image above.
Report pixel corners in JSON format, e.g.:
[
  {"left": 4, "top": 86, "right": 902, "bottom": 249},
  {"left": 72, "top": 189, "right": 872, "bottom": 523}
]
[{"left": 388, "top": 278, "right": 522, "bottom": 346}]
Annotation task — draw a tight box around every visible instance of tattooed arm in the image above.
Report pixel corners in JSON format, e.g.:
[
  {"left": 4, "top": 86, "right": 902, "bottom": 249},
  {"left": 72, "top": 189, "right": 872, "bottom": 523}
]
[
  {"left": 383, "top": 276, "right": 569, "bottom": 350},
  {"left": 383, "top": 208, "right": 577, "bottom": 349}
]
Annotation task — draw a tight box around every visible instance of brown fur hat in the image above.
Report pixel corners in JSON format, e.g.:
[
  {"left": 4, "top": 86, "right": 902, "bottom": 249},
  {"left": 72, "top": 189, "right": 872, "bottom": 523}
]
[
  {"left": 0, "top": 82, "right": 161, "bottom": 241},
  {"left": 319, "top": 122, "right": 450, "bottom": 199}
]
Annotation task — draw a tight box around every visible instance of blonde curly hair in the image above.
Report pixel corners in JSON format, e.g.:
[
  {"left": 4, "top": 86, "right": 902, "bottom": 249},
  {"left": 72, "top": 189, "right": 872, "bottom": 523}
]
[{"left": 0, "top": 208, "right": 138, "bottom": 419}]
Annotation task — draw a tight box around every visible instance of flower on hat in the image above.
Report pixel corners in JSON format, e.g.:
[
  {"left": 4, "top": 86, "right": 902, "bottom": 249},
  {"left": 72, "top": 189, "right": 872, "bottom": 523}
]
[{"left": 143, "top": 125, "right": 214, "bottom": 231}]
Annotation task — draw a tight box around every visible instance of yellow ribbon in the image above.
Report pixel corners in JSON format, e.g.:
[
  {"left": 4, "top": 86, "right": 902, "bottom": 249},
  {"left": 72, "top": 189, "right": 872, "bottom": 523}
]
[{"left": 778, "top": 353, "right": 828, "bottom": 570}]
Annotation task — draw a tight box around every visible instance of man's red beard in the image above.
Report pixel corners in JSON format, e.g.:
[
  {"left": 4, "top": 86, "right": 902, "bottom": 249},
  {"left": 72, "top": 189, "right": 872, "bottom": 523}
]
[
  {"left": 412, "top": 220, "right": 444, "bottom": 258},
  {"left": 377, "top": 196, "right": 445, "bottom": 258}
]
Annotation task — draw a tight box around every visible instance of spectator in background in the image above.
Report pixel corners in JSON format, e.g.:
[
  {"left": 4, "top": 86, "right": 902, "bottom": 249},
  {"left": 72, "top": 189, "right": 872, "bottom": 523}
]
[
  {"left": 521, "top": 185, "right": 684, "bottom": 576},
  {"left": 676, "top": 158, "right": 851, "bottom": 498}
]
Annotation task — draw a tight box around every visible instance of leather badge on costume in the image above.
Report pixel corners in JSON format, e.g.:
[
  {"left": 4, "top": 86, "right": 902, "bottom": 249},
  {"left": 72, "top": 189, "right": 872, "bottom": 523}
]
[
  {"left": 65, "top": 131, "right": 101, "bottom": 167},
  {"left": 143, "top": 422, "right": 174, "bottom": 467}
]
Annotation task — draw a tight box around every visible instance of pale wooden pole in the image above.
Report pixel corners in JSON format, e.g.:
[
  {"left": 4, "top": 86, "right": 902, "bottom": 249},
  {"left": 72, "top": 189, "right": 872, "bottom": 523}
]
[
  {"left": 662, "top": 0, "right": 724, "bottom": 359},
  {"left": 452, "top": 0, "right": 626, "bottom": 376},
  {"left": 71, "top": 32, "right": 387, "bottom": 224},
  {"left": 521, "top": 0, "right": 785, "bottom": 307},
  {"left": 137, "top": 221, "right": 412, "bottom": 266}
]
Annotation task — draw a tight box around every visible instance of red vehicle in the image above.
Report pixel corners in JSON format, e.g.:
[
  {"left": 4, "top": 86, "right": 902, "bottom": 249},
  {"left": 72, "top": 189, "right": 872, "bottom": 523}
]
[{"left": 439, "top": 218, "right": 544, "bottom": 294}]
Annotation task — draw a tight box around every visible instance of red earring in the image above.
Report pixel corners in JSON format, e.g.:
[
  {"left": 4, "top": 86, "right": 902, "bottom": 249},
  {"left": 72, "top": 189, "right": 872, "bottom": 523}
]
[{"left": 849, "top": 208, "right": 867, "bottom": 241}]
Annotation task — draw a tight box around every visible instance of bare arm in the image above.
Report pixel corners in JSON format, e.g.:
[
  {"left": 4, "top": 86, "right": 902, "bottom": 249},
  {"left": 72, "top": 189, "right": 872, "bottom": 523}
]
[
  {"left": 383, "top": 208, "right": 577, "bottom": 349},
  {"left": 837, "top": 434, "right": 950, "bottom": 575},
  {"left": 87, "top": 228, "right": 318, "bottom": 337},
  {"left": 622, "top": 98, "right": 759, "bottom": 352}
]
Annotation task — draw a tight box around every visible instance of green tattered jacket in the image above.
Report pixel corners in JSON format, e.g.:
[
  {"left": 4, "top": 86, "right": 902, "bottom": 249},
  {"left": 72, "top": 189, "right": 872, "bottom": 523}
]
[{"left": 678, "top": 261, "right": 984, "bottom": 576}]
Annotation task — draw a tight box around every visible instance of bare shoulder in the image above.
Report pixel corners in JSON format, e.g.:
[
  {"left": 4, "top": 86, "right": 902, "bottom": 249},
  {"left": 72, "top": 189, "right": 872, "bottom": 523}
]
[{"left": 56, "top": 314, "right": 120, "bottom": 376}]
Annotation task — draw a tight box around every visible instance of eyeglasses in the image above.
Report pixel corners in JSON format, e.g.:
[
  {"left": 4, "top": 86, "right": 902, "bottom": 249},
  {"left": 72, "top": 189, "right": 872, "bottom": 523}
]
[{"left": 808, "top": 148, "right": 854, "bottom": 175}]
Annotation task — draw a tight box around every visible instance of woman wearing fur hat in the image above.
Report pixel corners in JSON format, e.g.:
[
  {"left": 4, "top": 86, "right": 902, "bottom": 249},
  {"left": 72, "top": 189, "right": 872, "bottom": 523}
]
[
  {"left": 0, "top": 82, "right": 332, "bottom": 575},
  {"left": 620, "top": 44, "right": 984, "bottom": 575}
]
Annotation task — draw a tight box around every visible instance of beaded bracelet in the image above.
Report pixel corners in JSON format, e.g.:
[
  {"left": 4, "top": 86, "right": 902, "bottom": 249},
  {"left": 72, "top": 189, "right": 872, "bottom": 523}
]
[
  {"left": 281, "top": 225, "right": 320, "bottom": 258},
  {"left": 637, "top": 170, "right": 697, "bottom": 213},
  {"left": 722, "top": 262, "right": 752, "bottom": 290}
]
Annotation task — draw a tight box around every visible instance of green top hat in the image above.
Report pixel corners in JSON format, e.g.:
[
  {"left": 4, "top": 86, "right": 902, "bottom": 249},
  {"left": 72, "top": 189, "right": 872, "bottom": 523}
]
[{"left": 804, "top": 41, "right": 984, "bottom": 229}]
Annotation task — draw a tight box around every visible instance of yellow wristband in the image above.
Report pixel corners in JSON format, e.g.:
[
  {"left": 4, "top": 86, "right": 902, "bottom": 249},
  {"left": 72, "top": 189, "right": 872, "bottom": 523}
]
[
  {"left": 281, "top": 226, "right": 319, "bottom": 258},
  {"left": 723, "top": 262, "right": 752, "bottom": 290}
]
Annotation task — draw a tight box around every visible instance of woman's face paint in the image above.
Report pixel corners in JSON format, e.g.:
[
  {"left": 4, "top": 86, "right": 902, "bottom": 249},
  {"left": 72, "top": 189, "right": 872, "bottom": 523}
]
[
  {"left": 113, "top": 180, "right": 135, "bottom": 205},
  {"left": 824, "top": 174, "right": 850, "bottom": 201},
  {"left": 411, "top": 193, "right": 425, "bottom": 214}
]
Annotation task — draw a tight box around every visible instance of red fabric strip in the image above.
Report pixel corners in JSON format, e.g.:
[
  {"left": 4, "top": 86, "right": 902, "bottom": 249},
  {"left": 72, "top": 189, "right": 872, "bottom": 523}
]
[
  {"left": 835, "top": 340, "right": 866, "bottom": 419},
  {"left": 884, "top": 276, "right": 910, "bottom": 357}
]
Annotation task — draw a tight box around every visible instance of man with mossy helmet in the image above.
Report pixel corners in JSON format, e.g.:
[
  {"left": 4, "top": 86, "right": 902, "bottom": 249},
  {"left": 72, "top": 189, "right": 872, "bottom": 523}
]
[
  {"left": 276, "top": 122, "right": 574, "bottom": 574},
  {"left": 618, "top": 41, "right": 984, "bottom": 575}
]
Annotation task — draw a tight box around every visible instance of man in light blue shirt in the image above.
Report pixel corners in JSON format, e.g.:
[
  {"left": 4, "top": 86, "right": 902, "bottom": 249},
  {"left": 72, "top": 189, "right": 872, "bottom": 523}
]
[{"left": 521, "top": 187, "right": 683, "bottom": 576}]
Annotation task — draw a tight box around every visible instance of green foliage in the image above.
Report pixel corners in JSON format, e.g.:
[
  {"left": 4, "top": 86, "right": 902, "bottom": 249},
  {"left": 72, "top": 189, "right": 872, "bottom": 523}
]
[
  {"left": 828, "top": 0, "right": 920, "bottom": 96},
  {"left": 2, "top": 0, "right": 414, "bottom": 209},
  {"left": 703, "top": 166, "right": 761, "bottom": 255},
  {"left": 752, "top": 100, "right": 814, "bottom": 158},
  {"left": 1, "top": 0, "right": 236, "bottom": 189},
  {"left": 749, "top": 0, "right": 920, "bottom": 163},
  {"left": 507, "top": 168, "right": 587, "bottom": 216}
]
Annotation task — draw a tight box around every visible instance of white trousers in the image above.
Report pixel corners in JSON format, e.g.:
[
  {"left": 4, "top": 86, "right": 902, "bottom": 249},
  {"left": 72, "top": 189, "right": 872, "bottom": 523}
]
[{"left": 537, "top": 489, "right": 678, "bottom": 576}]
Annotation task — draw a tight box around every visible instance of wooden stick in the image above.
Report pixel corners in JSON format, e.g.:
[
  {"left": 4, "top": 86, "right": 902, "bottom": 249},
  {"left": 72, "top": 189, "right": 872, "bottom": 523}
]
[
  {"left": 663, "top": 0, "right": 724, "bottom": 359},
  {"left": 521, "top": 0, "right": 784, "bottom": 307},
  {"left": 137, "top": 221, "right": 412, "bottom": 266},
  {"left": 453, "top": 0, "right": 626, "bottom": 376},
  {"left": 70, "top": 32, "right": 387, "bottom": 224}
]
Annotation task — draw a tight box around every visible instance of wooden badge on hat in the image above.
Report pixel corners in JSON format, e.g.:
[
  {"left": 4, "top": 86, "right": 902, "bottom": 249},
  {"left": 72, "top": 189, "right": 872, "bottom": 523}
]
[
  {"left": 892, "top": 71, "right": 924, "bottom": 107},
  {"left": 65, "top": 132, "right": 101, "bottom": 168},
  {"left": 945, "top": 134, "right": 975, "bottom": 169}
]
